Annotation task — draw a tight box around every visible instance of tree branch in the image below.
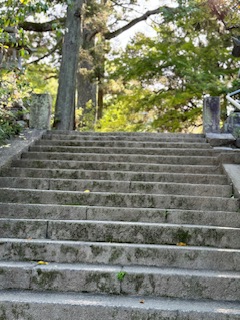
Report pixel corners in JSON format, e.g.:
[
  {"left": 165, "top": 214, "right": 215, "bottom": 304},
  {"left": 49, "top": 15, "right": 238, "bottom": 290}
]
[
  {"left": 104, "top": 7, "right": 161, "bottom": 40},
  {"left": 26, "top": 38, "right": 62, "bottom": 65},
  {"left": 19, "top": 18, "right": 65, "bottom": 32}
]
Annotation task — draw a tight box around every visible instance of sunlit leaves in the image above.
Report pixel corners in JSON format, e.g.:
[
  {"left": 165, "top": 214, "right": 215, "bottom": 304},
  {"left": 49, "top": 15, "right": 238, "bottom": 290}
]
[{"left": 100, "top": 0, "right": 239, "bottom": 132}]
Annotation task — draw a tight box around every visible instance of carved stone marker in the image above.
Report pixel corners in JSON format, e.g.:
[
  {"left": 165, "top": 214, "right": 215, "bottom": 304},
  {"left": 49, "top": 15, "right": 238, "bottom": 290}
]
[
  {"left": 203, "top": 96, "right": 220, "bottom": 133},
  {"left": 29, "top": 93, "right": 51, "bottom": 129}
]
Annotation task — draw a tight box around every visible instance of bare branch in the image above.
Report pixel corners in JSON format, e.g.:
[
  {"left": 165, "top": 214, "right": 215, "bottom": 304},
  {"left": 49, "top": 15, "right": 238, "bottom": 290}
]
[
  {"left": 26, "top": 38, "right": 62, "bottom": 65},
  {"left": 104, "top": 7, "right": 161, "bottom": 40}
]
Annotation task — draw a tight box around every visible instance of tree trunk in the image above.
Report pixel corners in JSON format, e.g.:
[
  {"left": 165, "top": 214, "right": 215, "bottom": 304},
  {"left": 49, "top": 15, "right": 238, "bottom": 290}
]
[
  {"left": 53, "top": 0, "right": 83, "bottom": 130},
  {"left": 77, "top": 28, "right": 97, "bottom": 129}
]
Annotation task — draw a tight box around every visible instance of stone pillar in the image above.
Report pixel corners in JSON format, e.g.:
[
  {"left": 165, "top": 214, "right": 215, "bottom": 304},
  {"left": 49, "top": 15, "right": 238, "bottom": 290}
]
[
  {"left": 203, "top": 96, "right": 220, "bottom": 133},
  {"left": 29, "top": 93, "right": 52, "bottom": 129}
]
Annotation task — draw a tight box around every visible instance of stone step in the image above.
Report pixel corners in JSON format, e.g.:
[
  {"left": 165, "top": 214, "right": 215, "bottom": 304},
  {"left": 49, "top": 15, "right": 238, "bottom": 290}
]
[
  {"left": 1, "top": 290, "right": 240, "bottom": 320},
  {"left": 0, "top": 261, "right": 239, "bottom": 301},
  {"left": 29, "top": 145, "right": 216, "bottom": 157},
  {"left": 46, "top": 130, "right": 206, "bottom": 141},
  {"left": 36, "top": 139, "right": 212, "bottom": 149},
  {"left": 0, "top": 167, "right": 227, "bottom": 184},
  {"left": 12, "top": 158, "right": 218, "bottom": 170},
  {"left": 0, "top": 188, "right": 238, "bottom": 211},
  {"left": 1, "top": 218, "right": 239, "bottom": 249},
  {"left": 1, "top": 238, "right": 240, "bottom": 271},
  {"left": 13, "top": 159, "right": 222, "bottom": 174},
  {"left": 0, "top": 177, "right": 232, "bottom": 197},
  {"left": 1, "top": 203, "right": 239, "bottom": 227}
]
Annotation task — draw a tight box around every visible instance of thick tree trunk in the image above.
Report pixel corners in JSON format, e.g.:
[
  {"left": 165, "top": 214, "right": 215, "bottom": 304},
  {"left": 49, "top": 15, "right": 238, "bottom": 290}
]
[{"left": 53, "top": 0, "right": 83, "bottom": 130}]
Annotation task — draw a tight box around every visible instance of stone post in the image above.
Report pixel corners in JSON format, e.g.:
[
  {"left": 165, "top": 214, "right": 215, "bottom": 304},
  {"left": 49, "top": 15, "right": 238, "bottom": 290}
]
[
  {"left": 203, "top": 96, "right": 220, "bottom": 133},
  {"left": 29, "top": 93, "right": 52, "bottom": 130}
]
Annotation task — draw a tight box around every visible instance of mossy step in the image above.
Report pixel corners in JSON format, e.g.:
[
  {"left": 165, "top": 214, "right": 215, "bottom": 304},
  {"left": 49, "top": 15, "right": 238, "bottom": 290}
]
[
  {"left": 29, "top": 145, "right": 216, "bottom": 158},
  {"left": 0, "top": 167, "right": 227, "bottom": 184},
  {"left": 46, "top": 130, "right": 206, "bottom": 140},
  {"left": 0, "top": 188, "right": 238, "bottom": 211},
  {"left": 1, "top": 218, "right": 239, "bottom": 249},
  {"left": 1, "top": 238, "right": 240, "bottom": 271},
  {"left": 1, "top": 203, "right": 239, "bottom": 227},
  {"left": 0, "top": 261, "right": 239, "bottom": 301},
  {"left": 0, "top": 177, "right": 232, "bottom": 197},
  {"left": 1, "top": 290, "right": 240, "bottom": 320},
  {"left": 36, "top": 139, "right": 212, "bottom": 150},
  {"left": 10, "top": 160, "right": 221, "bottom": 174}
]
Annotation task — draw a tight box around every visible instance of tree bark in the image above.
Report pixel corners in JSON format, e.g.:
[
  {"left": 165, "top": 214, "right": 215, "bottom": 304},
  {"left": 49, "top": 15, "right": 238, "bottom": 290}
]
[
  {"left": 53, "top": 0, "right": 84, "bottom": 130},
  {"left": 77, "top": 28, "right": 97, "bottom": 128}
]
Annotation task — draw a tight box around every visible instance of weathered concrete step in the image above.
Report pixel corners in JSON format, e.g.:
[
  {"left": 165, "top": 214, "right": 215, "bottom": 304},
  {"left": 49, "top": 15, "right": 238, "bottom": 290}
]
[
  {"left": 1, "top": 218, "right": 239, "bottom": 249},
  {"left": 1, "top": 291, "right": 240, "bottom": 320},
  {"left": 0, "top": 188, "right": 238, "bottom": 211},
  {"left": 46, "top": 130, "right": 206, "bottom": 140},
  {"left": 13, "top": 152, "right": 218, "bottom": 170},
  {"left": 9, "top": 160, "right": 221, "bottom": 173},
  {"left": 0, "top": 177, "right": 232, "bottom": 197},
  {"left": 23, "top": 151, "right": 218, "bottom": 166},
  {"left": 1, "top": 203, "right": 239, "bottom": 227},
  {"left": 29, "top": 145, "right": 215, "bottom": 157},
  {"left": 0, "top": 203, "right": 239, "bottom": 227},
  {"left": 36, "top": 139, "right": 212, "bottom": 149},
  {"left": 0, "top": 261, "right": 239, "bottom": 301},
  {"left": 1, "top": 238, "right": 240, "bottom": 271},
  {"left": 0, "top": 167, "right": 227, "bottom": 184}
]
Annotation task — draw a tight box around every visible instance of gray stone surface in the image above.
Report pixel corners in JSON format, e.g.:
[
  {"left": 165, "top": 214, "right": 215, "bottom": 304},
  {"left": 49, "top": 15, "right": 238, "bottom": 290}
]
[
  {"left": 1, "top": 238, "right": 239, "bottom": 271},
  {"left": 0, "top": 166, "right": 228, "bottom": 184},
  {"left": 0, "top": 188, "right": 238, "bottom": 211},
  {"left": 1, "top": 203, "right": 240, "bottom": 227},
  {"left": 0, "top": 176, "right": 232, "bottom": 197},
  {"left": 203, "top": 97, "right": 220, "bottom": 133},
  {"left": 0, "top": 291, "right": 239, "bottom": 320},
  {"left": 1, "top": 130, "right": 240, "bottom": 318},
  {"left": 0, "top": 261, "right": 239, "bottom": 301},
  {"left": 29, "top": 93, "right": 52, "bottom": 129},
  {"left": 206, "top": 133, "right": 236, "bottom": 147},
  {"left": 223, "top": 164, "right": 240, "bottom": 197},
  {"left": 0, "top": 129, "right": 45, "bottom": 170}
]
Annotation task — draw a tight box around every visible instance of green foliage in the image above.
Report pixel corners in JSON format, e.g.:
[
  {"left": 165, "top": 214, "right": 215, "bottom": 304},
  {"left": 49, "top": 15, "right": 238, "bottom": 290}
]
[
  {"left": 0, "top": 110, "right": 22, "bottom": 144},
  {"left": 117, "top": 271, "right": 127, "bottom": 281},
  {"left": 76, "top": 100, "right": 96, "bottom": 132},
  {"left": 99, "top": 0, "right": 240, "bottom": 132},
  {"left": 0, "top": 69, "right": 31, "bottom": 144}
]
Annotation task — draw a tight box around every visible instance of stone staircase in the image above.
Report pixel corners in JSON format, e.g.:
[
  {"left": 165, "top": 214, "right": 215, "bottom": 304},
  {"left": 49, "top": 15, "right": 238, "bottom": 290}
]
[{"left": 0, "top": 130, "right": 240, "bottom": 319}]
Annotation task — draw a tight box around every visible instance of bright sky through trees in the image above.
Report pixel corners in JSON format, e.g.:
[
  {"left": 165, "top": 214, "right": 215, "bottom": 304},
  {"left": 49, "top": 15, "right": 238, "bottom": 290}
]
[{"left": 111, "top": 0, "right": 177, "bottom": 48}]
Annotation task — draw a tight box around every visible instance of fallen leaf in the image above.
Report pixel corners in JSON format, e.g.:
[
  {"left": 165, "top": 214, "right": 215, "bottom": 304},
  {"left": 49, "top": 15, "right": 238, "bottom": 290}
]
[
  {"left": 37, "top": 261, "right": 49, "bottom": 265},
  {"left": 139, "top": 300, "right": 145, "bottom": 304},
  {"left": 177, "top": 242, "right": 187, "bottom": 246}
]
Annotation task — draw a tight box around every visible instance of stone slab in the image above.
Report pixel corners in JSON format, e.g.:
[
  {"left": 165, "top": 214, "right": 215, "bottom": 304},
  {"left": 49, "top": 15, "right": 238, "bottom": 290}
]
[
  {"left": 30, "top": 145, "right": 215, "bottom": 157},
  {"left": 8, "top": 160, "right": 222, "bottom": 174},
  {"left": 1, "top": 238, "right": 240, "bottom": 271},
  {"left": 36, "top": 139, "right": 212, "bottom": 149},
  {"left": 0, "top": 188, "right": 238, "bottom": 211},
  {"left": 206, "top": 133, "right": 236, "bottom": 147},
  {"left": 11, "top": 156, "right": 218, "bottom": 169},
  {"left": 0, "top": 129, "right": 45, "bottom": 170},
  {"left": 0, "top": 177, "right": 232, "bottom": 197},
  {"left": 1, "top": 166, "right": 228, "bottom": 184},
  {"left": 0, "top": 261, "right": 239, "bottom": 300},
  {"left": 223, "top": 164, "right": 240, "bottom": 197},
  {"left": 1, "top": 290, "right": 240, "bottom": 320},
  {"left": 1, "top": 203, "right": 239, "bottom": 227}
]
